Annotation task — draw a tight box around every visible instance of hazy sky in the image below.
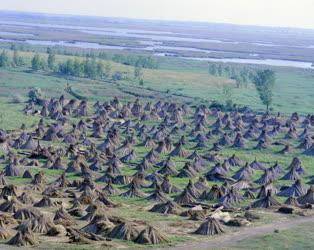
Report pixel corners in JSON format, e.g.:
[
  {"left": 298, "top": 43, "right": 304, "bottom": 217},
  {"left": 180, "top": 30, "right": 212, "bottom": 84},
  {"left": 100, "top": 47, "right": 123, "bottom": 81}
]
[{"left": 1, "top": 0, "right": 314, "bottom": 29}]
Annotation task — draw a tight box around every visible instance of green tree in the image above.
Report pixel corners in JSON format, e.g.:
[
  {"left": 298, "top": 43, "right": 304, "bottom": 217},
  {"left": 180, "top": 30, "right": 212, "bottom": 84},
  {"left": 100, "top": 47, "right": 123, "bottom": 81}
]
[
  {"left": 253, "top": 69, "right": 276, "bottom": 111},
  {"left": 139, "top": 78, "right": 144, "bottom": 86},
  {"left": 134, "top": 65, "right": 143, "bottom": 79},
  {"left": 0, "top": 50, "right": 10, "bottom": 67},
  {"left": 12, "top": 50, "right": 24, "bottom": 67},
  {"left": 28, "top": 87, "right": 43, "bottom": 104},
  {"left": 47, "top": 52, "right": 56, "bottom": 70},
  {"left": 96, "top": 61, "right": 104, "bottom": 78},
  {"left": 222, "top": 85, "right": 233, "bottom": 108},
  {"left": 73, "top": 58, "right": 83, "bottom": 77},
  {"left": 31, "top": 53, "right": 45, "bottom": 71},
  {"left": 217, "top": 64, "right": 223, "bottom": 76},
  {"left": 231, "top": 74, "right": 243, "bottom": 88},
  {"left": 10, "top": 44, "right": 17, "bottom": 51},
  {"left": 83, "top": 58, "right": 97, "bottom": 79},
  {"left": 104, "top": 63, "right": 112, "bottom": 79},
  {"left": 208, "top": 64, "right": 217, "bottom": 75}
]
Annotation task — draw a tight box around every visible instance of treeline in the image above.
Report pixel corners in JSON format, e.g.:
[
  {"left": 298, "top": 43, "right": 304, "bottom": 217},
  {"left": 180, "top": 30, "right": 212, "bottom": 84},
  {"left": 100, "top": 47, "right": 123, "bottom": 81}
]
[
  {"left": 208, "top": 63, "right": 255, "bottom": 88},
  {"left": 0, "top": 49, "right": 119, "bottom": 81},
  {"left": 0, "top": 45, "right": 156, "bottom": 83},
  {"left": 58, "top": 58, "right": 111, "bottom": 79},
  {"left": 111, "top": 54, "right": 158, "bottom": 69},
  {"left": 5, "top": 44, "right": 159, "bottom": 69},
  {"left": 44, "top": 47, "right": 158, "bottom": 69},
  {"left": 0, "top": 49, "right": 25, "bottom": 67}
]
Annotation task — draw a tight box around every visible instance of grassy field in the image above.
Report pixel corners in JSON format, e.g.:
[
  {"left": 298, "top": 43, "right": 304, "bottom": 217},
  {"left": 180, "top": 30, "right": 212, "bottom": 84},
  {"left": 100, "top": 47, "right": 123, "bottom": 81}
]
[
  {"left": 0, "top": 44, "right": 314, "bottom": 249},
  {"left": 231, "top": 222, "right": 314, "bottom": 250},
  {"left": 1, "top": 48, "right": 314, "bottom": 117}
]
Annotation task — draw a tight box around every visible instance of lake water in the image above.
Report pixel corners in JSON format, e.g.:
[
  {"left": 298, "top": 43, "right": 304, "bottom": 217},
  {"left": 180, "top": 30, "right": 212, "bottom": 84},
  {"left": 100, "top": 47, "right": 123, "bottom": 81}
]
[
  {"left": 0, "top": 38, "right": 215, "bottom": 54},
  {"left": 0, "top": 37, "right": 313, "bottom": 69},
  {"left": 25, "top": 40, "right": 127, "bottom": 50},
  {"left": 179, "top": 57, "right": 314, "bottom": 69},
  {"left": 0, "top": 31, "right": 34, "bottom": 37},
  {"left": 1, "top": 20, "right": 314, "bottom": 51}
]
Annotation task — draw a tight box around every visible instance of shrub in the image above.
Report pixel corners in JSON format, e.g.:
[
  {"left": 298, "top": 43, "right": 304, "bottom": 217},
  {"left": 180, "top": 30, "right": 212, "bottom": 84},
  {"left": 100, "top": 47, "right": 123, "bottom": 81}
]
[
  {"left": 28, "top": 88, "right": 43, "bottom": 103},
  {"left": 11, "top": 94, "right": 25, "bottom": 104}
]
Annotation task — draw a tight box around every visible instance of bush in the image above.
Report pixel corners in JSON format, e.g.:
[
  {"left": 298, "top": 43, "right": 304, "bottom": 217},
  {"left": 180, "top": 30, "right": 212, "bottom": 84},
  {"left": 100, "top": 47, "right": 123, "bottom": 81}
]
[
  {"left": 112, "top": 71, "right": 123, "bottom": 81},
  {"left": 28, "top": 88, "right": 43, "bottom": 103},
  {"left": 209, "top": 100, "right": 225, "bottom": 111},
  {"left": 11, "top": 94, "right": 25, "bottom": 104}
]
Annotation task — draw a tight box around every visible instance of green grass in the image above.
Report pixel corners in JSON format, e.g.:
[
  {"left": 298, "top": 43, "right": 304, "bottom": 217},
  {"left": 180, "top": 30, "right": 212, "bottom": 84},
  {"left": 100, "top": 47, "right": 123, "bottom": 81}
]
[
  {"left": 0, "top": 97, "right": 39, "bottom": 130},
  {"left": 1, "top": 49, "right": 314, "bottom": 119},
  {"left": 1, "top": 47, "right": 314, "bottom": 249},
  {"left": 231, "top": 222, "right": 314, "bottom": 250}
]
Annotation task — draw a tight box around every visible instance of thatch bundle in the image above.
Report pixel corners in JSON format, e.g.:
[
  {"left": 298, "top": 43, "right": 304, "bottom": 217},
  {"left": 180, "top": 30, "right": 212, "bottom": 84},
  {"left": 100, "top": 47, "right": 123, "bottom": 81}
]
[
  {"left": 177, "top": 162, "right": 198, "bottom": 178},
  {"left": 13, "top": 207, "right": 41, "bottom": 220},
  {"left": 1, "top": 184, "right": 18, "bottom": 198},
  {"left": 108, "top": 221, "right": 139, "bottom": 240},
  {"left": 0, "top": 227, "right": 12, "bottom": 240},
  {"left": 281, "top": 167, "right": 300, "bottom": 181},
  {"left": 0, "top": 213, "right": 16, "bottom": 227},
  {"left": 34, "top": 196, "right": 57, "bottom": 207},
  {"left": 170, "top": 142, "right": 188, "bottom": 158},
  {"left": 135, "top": 225, "right": 169, "bottom": 244},
  {"left": 174, "top": 188, "right": 196, "bottom": 205},
  {"left": 17, "top": 215, "right": 55, "bottom": 233},
  {"left": 0, "top": 172, "right": 8, "bottom": 186},
  {"left": 102, "top": 180, "right": 119, "bottom": 196},
  {"left": 0, "top": 197, "right": 22, "bottom": 213},
  {"left": 278, "top": 179, "right": 307, "bottom": 197},
  {"left": 20, "top": 136, "right": 37, "bottom": 151},
  {"left": 219, "top": 187, "right": 243, "bottom": 206},
  {"left": 284, "top": 196, "right": 300, "bottom": 207},
  {"left": 8, "top": 228, "right": 38, "bottom": 246},
  {"left": 297, "top": 185, "right": 314, "bottom": 204},
  {"left": 194, "top": 217, "right": 224, "bottom": 236},
  {"left": 158, "top": 158, "right": 178, "bottom": 176},
  {"left": 150, "top": 200, "right": 182, "bottom": 215},
  {"left": 161, "top": 175, "right": 182, "bottom": 193},
  {"left": 54, "top": 206, "right": 75, "bottom": 226},
  {"left": 120, "top": 183, "right": 146, "bottom": 198},
  {"left": 81, "top": 217, "right": 114, "bottom": 235},
  {"left": 146, "top": 185, "right": 169, "bottom": 203},
  {"left": 66, "top": 227, "right": 94, "bottom": 244},
  {"left": 4, "top": 163, "right": 21, "bottom": 177},
  {"left": 251, "top": 190, "right": 281, "bottom": 208},
  {"left": 200, "top": 184, "right": 223, "bottom": 201}
]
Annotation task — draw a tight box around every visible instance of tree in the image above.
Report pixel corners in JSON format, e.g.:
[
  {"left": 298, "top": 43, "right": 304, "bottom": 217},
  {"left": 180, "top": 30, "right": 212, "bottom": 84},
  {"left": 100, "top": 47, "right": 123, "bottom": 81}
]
[
  {"left": 96, "top": 61, "right": 104, "bottom": 78},
  {"left": 28, "top": 87, "right": 43, "bottom": 104},
  {"left": 222, "top": 85, "right": 233, "bottom": 108},
  {"left": 47, "top": 52, "right": 56, "bottom": 70},
  {"left": 73, "top": 58, "right": 83, "bottom": 77},
  {"left": 0, "top": 50, "right": 10, "bottom": 67},
  {"left": 12, "top": 50, "right": 24, "bottom": 67},
  {"left": 31, "top": 53, "right": 45, "bottom": 71},
  {"left": 253, "top": 69, "right": 276, "bottom": 111},
  {"left": 139, "top": 79, "right": 144, "bottom": 86},
  {"left": 231, "top": 74, "right": 243, "bottom": 88},
  {"left": 10, "top": 44, "right": 17, "bottom": 51},
  {"left": 217, "top": 64, "right": 223, "bottom": 76},
  {"left": 208, "top": 64, "right": 217, "bottom": 75},
  {"left": 83, "top": 58, "right": 97, "bottom": 79},
  {"left": 134, "top": 65, "right": 143, "bottom": 79},
  {"left": 104, "top": 63, "right": 112, "bottom": 79}
]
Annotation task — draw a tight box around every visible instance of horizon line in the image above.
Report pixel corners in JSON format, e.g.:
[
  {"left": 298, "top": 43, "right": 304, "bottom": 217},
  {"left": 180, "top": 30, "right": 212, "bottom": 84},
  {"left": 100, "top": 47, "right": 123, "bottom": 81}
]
[{"left": 1, "top": 9, "right": 314, "bottom": 32}]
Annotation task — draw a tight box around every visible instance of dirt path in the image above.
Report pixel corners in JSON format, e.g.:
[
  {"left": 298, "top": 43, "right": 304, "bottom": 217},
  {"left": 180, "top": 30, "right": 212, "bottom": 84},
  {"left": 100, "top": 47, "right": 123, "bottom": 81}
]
[{"left": 167, "top": 215, "right": 314, "bottom": 250}]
